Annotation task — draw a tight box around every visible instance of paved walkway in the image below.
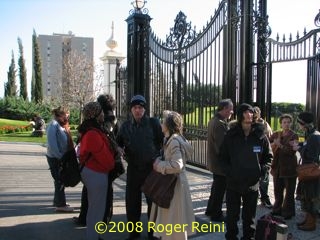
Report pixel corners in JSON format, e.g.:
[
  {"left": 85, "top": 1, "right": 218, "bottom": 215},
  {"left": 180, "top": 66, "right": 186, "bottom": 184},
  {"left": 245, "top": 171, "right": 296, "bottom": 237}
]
[{"left": 0, "top": 142, "right": 319, "bottom": 240}]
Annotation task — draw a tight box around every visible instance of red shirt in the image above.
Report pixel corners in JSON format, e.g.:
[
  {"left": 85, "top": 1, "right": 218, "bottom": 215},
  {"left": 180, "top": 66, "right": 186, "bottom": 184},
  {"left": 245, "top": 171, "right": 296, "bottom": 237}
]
[{"left": 80, "top": 129, "right": 115, "bottom": 173}]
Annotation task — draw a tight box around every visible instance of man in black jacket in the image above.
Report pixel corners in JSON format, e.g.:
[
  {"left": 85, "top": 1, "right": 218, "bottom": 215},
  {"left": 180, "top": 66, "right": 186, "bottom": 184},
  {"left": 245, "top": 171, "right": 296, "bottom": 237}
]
[
  {"left": 117, "top": 95, "right": 163, "bottom": 240},
  {"left": 220, "top": 103, "right": 273, "bottom": 240}
]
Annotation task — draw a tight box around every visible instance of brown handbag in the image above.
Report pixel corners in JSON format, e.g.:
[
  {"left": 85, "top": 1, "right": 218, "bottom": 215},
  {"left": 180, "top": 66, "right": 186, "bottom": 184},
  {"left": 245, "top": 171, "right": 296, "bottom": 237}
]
[
  {"left": 141, "top": 170, "right": 177, "bottom": 208},
  {"left": 296, "top": 160, "right": 320, "bottom": 181}
]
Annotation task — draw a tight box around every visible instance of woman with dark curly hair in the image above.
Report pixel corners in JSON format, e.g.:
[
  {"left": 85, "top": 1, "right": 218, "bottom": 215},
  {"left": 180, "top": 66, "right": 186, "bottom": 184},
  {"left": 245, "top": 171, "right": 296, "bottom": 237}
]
[
  {"left": 150, "top": 110, "right": 195, "bottom": 240},
  {"left": 293, "top": 112, "right": 320, "bottom": 231},
  {"left": 97, "top": 94, "right": 123, "bottom": 222},
  {"left": 73, "top": 94, "right": 122, "bottom": 226},
  {"left": 78, "top": 102, "right": 115, "bottom": 240}
]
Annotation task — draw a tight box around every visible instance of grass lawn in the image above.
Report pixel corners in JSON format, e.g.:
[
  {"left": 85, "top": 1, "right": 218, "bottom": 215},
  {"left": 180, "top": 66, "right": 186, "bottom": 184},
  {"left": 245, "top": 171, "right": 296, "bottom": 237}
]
[
  {"left": 0, "top": 131, "right": 47, "bottom": 144},
  {"left": 0, "top": 118, "right": 43, "bottom": 143},
  {"left": 0, "top": 118, "right": 29, "bottom": 127},
  {"left": 0, "top": 130, "right": 79, "bottom": 144},
  {"left": 0, "top": 118, "right": 78, "bottom": 144}
]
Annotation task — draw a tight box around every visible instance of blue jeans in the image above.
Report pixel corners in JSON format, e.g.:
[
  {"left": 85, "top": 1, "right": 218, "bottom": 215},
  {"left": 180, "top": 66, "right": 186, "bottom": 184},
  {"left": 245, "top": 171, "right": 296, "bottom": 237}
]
[
  {"left": 46, "top": 155, "right": 66, "bottom": 207},
  {"left": 81, "top": 167, "right": 108, "bottom": 240}
]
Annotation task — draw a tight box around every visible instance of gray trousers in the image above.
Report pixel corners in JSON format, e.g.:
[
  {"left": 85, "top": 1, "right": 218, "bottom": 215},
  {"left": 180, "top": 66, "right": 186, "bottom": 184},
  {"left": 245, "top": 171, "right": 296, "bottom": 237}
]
[{"left": 81, "top": 167, "right": 108, "bottom": 240}]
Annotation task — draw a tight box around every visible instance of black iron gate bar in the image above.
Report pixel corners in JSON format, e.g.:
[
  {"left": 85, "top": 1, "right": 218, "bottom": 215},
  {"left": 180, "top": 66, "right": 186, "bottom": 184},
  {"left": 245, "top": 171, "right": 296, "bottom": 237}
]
[{"left": 116, "top": 1, "right": 320, "bottom": 169}]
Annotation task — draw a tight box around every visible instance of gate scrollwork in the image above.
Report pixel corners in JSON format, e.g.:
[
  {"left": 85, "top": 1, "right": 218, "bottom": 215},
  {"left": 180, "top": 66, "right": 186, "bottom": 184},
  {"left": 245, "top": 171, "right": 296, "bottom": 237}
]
[{"left": 165, "top": 11, "right": 197, "bottom": 49}]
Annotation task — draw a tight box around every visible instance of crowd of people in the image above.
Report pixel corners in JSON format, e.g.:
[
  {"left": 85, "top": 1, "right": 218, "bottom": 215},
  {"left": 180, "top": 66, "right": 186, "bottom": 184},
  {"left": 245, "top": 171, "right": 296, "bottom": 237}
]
[{"left": 45, "top": 94, "right": 320, "bottom": 240}]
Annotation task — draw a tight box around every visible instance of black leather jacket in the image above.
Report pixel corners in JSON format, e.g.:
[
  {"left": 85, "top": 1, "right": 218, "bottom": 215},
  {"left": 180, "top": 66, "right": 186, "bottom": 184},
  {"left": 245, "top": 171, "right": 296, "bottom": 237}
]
[{"left": 116, "top": 115, "right": 163, "bottom": 169}]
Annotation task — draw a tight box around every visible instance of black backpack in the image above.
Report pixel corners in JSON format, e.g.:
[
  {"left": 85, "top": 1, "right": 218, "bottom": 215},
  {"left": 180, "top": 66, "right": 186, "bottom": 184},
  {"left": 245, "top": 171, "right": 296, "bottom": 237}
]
[{"left": 59, "top": 148, "right": 81, "bottom": 187}]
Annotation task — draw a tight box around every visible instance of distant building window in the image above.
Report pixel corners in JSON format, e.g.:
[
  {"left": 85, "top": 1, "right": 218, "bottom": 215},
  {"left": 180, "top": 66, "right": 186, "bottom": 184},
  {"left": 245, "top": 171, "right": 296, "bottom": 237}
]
[{"left": 82, "top": 43, "right": 87, "bottom": 52}]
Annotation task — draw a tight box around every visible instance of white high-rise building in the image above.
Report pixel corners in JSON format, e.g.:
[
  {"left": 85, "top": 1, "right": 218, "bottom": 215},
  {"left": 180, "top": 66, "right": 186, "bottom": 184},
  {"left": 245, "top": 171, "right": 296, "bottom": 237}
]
[{"left": 37, "top": 32, "right": 94, "bottom": 100}]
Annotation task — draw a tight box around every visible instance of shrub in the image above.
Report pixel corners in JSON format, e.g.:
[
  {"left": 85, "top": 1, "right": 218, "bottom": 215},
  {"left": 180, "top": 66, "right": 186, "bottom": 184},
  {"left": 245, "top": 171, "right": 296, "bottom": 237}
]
[{"left": 0, "top": 97, "right": 80, "bottom": 125}]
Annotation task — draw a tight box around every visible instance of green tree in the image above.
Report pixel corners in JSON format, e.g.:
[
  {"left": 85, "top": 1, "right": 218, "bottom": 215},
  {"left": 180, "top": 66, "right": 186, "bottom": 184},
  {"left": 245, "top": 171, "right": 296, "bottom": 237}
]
[
  {"left": 32, "top": 29, "right": 43, "bottom": 103},
  {"left": 31, "top": 75, "right": 35, "bottom": 101},
  {"left": 18, "top": 37, "right": 28, "bottom": 100},
  {"left": 5, "top": 51, "right": 17, "bottom": 97}
]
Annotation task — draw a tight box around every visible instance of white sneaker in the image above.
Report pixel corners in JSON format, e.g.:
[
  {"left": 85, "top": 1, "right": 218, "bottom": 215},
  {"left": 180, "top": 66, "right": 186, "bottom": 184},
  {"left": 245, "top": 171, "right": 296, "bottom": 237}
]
[{"left": 55, "top": 205, "right": 74, "bottom": 212}]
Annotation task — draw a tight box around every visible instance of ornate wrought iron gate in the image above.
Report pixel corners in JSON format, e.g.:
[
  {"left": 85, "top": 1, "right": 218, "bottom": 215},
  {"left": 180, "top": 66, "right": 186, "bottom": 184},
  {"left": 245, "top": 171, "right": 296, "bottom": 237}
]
[{"left": 116, "top": 2, "right": 320, "bottom": 169}]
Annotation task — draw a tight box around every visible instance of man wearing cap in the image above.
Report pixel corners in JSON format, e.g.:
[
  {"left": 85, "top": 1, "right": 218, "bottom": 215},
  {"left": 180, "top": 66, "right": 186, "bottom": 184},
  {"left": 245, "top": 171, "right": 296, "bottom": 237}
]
[
  {"left": 220, "top": 103, "right": 273, "bottom": 240},
  {"left": 293, "top": 111, "right": 320, "bottom": 231},
  {"left": 117, "top": 95, "right": 164, "bottom": 240}
]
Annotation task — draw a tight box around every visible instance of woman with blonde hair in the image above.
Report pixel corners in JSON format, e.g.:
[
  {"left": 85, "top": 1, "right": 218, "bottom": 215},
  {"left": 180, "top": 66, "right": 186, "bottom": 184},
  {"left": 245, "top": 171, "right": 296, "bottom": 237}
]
[{"left": 150, "top": 110, "right": 195, "bottom": 240}]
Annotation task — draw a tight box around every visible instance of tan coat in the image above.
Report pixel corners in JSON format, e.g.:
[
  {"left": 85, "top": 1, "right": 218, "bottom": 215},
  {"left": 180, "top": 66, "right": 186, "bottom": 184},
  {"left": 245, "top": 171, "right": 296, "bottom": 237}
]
[{"left": 150, "top": 134, "right": 195, "bottom": 240}]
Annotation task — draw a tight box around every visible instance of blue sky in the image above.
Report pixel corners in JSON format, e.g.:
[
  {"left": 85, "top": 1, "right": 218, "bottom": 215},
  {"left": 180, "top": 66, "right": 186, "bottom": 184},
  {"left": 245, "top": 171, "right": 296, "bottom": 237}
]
[{"left": 0, "top": 0, "right": 319, "bottom": 103}]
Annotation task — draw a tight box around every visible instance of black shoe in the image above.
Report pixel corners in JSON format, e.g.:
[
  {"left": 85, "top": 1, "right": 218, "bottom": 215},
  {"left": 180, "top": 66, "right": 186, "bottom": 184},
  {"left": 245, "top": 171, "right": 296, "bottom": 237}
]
[
  {"left": 261, "top": 199, "right": 273, "bottom": 209},
  {"left": 205, "top": 211, "right": 212, "bottom": 217},
  {"left": 72, "top": 217, "right": 86, "bottom": 226},
  {"left": 271, "top": 211, "right": 281, "bottom": 216},
  {"left": 210, "top": 214, "right": 226, "bottom": 222}
]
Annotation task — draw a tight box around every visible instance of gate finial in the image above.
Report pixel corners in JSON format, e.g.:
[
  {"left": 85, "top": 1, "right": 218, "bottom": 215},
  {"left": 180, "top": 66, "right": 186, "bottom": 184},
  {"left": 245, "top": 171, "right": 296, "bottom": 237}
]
[
  {"left": 315, "top": 9, "right": 320, "bottom": 27},
  {"left": 130, "top": 0, "right": 148, "bottom": 15}
]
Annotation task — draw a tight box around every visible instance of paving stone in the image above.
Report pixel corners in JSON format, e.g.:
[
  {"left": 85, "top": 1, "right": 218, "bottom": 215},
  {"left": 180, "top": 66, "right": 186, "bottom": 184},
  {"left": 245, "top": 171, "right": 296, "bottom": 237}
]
[{"left": 0, "top": 142, "right": 319, "bottom": 240}]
